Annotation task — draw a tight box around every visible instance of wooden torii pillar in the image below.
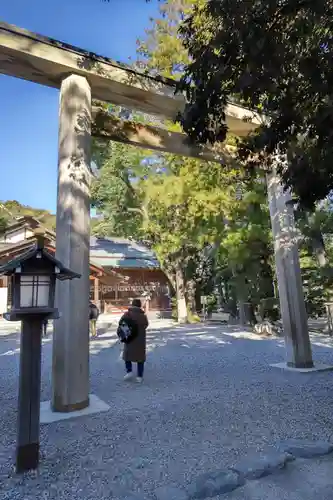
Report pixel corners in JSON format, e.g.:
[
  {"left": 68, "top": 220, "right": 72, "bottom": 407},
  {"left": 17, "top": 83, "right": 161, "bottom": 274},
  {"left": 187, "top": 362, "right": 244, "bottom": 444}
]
[{"left": 0, "top": 21, "right": 314, "bottom": 413}]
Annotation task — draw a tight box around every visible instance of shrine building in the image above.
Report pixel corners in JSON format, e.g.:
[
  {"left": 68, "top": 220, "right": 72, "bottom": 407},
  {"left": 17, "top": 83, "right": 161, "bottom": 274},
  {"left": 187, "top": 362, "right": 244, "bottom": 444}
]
[{"left": 0, "top": 216, "right": 171, "bottom": 317}]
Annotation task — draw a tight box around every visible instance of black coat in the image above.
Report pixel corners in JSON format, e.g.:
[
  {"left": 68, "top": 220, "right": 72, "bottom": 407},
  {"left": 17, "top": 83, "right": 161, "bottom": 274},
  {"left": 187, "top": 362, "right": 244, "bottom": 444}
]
[
  {"left": 121, "top": 306, "right": 149, "bottom": 362},
  {"left": 89, "top": 303, "right": 99, "bottom": 320}
]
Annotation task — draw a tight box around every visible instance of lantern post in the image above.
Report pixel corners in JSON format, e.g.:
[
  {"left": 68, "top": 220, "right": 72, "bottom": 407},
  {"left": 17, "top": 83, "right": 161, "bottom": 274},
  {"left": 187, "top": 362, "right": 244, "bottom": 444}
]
[{"left": 0, "top": 230, "right": 80, "bottom": 473}]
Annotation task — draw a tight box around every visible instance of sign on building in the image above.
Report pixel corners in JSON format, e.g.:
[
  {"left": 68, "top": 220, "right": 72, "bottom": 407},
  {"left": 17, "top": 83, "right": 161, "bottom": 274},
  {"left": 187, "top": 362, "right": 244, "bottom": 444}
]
[{"left": 0, "top": 287, "right": 8, "bottom": 314}]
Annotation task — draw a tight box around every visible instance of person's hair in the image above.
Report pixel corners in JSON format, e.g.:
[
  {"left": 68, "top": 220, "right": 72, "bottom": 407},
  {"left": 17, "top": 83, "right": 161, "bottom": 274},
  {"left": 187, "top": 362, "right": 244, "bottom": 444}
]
[{"left": 132, "top": 298, "right": 142, "bottom": 308}]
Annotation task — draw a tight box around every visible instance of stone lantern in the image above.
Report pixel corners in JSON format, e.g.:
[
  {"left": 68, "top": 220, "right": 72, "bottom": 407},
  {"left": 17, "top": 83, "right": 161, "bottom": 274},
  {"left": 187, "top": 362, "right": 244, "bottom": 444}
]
[{"left": 0, "top": 230, "right": 80, "bottom": 473}]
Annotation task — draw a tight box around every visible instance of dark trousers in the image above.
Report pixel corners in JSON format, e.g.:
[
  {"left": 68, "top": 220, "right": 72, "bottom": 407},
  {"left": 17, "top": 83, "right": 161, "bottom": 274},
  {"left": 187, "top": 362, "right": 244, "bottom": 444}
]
[
  {"left": 125, "top": 361, "right": 144, "bottom": 378},
  {"left": 43, "top": 320, "right": 48, "bottom": 336}
]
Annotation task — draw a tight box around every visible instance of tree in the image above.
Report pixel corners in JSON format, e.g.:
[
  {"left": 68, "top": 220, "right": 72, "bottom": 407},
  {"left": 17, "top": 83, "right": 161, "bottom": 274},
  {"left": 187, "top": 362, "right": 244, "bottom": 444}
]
[
  {"left": 136, "top": 0, "right": 194, "bottom": 80},
  {"left": 295, "top": 201, "right": 333, "bottom": 327},
  {"left": 91, "top": 136, "right": 239, "bottom": 322},
  {"left": 0, "top": 201, "right": 56, "bottom": 231},
  {"left": 138, "top": 1, "right": 280, "bottom": 314},
  {"left": 178, "top": 1, "right": 333, "bottom": 209},
  {"left": 93, "top": 0, "right": 277, "bottom": 323},
  {"left": 141, "top": 153, "right": 239, "bottom": 321},
  {"left": 96, "top": 1, "right": 278, "bottom": 323},
  {"left": 91, "top": 140, "right": 153, "bottom": 238},
  {"left": 217, "top": 175, "right": 274, "bottom": 323},
  {"left": 0, "top": 215, "right": 7, "bottom": 235},
  {"left": 136, "top": 2, "right": 236, "bottom": 317}
]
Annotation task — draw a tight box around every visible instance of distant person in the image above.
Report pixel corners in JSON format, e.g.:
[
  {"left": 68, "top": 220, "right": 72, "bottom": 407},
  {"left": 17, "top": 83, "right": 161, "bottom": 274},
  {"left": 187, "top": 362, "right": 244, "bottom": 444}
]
[
  {"left": 42, "top": 318, "right": 48, "bottom": 337},
  {"left": 89, "top": 301, "right": 99, "bottom": 338},
  {"left": 117, "top": 299, "right": 149, "bottom": 383}
]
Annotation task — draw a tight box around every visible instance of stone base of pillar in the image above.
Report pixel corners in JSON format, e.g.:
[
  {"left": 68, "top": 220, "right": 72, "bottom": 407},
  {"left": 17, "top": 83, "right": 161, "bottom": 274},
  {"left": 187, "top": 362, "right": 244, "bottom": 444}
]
[
  {"left": 270, "top": 362, "right": 333, "bottom": 373},
  {"left": 51, "top": 397, "right": 90, "bottom": 413},
  {"left": 287, "top": 360, "right": 314, "bottom": 369},
  {"left": 40, "top": 394, "right": 110, "bottom": 424}
]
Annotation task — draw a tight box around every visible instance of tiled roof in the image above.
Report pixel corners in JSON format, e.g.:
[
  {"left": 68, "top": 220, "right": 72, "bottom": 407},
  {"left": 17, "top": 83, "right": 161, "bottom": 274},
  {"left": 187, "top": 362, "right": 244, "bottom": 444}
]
[
  {"left": 90, "top": 236, "right": 160, "bottom": 269},
  {"left": 95, "top": 258, "right": 160, "bottom": 269},
  {"left": 0, "top": 235, "right": 160, "bottom": 271},
  {"left": 0, "top": 242, "right": 13, "bottom": 250},
  {"left": 0, "top": 244, "right": 80, "bottom": 280}
]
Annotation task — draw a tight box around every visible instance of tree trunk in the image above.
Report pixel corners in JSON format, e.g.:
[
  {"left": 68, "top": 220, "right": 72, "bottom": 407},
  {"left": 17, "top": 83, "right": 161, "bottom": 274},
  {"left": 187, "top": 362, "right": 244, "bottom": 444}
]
[
  {"left": 311, "top": 231, "right": 327, "bottom": 267},
  {"left": 162, "top": 267, "right": 176, "bottom": 292},
  {"left": 248, "top": 301, "right": 258, "bottom": 325},
  {"left": 195, "top": 286, "right": 202, "bottom": 313},
  {"left": 186, "top": 279, "right": 197, "bottom": 314},
  {"left": 176, "top": 265, "right": 188, "bottom": 323},
  {"left": 238, "top": 300, "right": 247, "bottom": 326},
  {"left": 261, "top": 261, "right": 275, "bottom": 299},
  {"left": 311, "top": 231, "right": 333, "bottom": 334},
  {"left": 235, "top": 274, "right": 248, "bottom": 325}
]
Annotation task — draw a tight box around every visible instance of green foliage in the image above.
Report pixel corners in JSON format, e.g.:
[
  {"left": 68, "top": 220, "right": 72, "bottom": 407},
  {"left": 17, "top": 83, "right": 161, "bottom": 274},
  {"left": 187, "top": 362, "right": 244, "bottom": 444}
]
[
  {"left": 93, "top": 0, "right": 276, "bottom": 317},
  {"left": 136, "top": 1, "right": 276, "bottom": 304},
  {"left": 95, "top": 1, "right": 333, "bottom": 322},
  {"left": 0, "top": 200, "right": 56, "bottom": 231},
  {"left": 259, "top": 298, "right": 280, "bottom": 322},
  {"left": 91, "top": 135, "right": 239, "bottom": 275},
  {"left": 300, "top": 252, "right": 329, "bottom": 317},
  {"left": 0, "top": 215, "right": 7, "bottom": 235},
  {"left": 218, "top": 175, "right": 275, "bottom": 307},
  {"left": 142, "top": 156, "right": 237, "bottom": 260},
  {"left": 295, "top": 202, "right": 333, "bottom": 316},
  {"left": 137, "top": 1, "right": 271, "bottom": 298},
  {"left": 91, "top": 140, "right": 153, "bottom": 238},
  {"left": 101, "top": 0, "right": 333, "bottom": 321},
  {"left": 136, "top": 0, "right": 194, "bottom": 80},
  {"left": 187, "top": 310, "right": 201, "bottom": 323},
  {"left": 178, "top": 0, "right": 333, "bottom": 208}
]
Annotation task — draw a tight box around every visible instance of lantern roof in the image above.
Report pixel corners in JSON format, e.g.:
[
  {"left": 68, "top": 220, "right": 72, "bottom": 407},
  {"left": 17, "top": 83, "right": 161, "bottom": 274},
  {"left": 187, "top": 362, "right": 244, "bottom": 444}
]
[{"left": 0, "top": 232, "right": 80, "bottom": 281}]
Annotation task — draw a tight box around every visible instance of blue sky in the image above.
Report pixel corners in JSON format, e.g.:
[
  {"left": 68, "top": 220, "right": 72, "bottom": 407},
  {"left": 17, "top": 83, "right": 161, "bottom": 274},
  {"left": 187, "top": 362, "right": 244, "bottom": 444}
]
[{"left": 0, "top": 0, "right": 158, "bottom": 213}]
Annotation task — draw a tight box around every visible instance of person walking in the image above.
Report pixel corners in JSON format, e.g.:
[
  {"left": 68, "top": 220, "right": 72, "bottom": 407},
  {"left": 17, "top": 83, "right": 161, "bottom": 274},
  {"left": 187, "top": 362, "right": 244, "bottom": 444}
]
[
  {"left": 120, "top": 299, "right": 149, "bottom": 383},
  {"left": 89, "top": 301, "right": 99, "bottom": 338},
  {"left": 42, "top": 318, "right": 48, "bottom": 337}
]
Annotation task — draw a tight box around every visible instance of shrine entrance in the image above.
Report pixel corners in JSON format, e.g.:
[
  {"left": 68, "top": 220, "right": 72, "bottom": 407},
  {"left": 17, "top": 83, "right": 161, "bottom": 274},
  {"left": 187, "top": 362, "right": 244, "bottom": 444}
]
[{"left": 0, "top": 20, "right": 312, "bottom": 413}]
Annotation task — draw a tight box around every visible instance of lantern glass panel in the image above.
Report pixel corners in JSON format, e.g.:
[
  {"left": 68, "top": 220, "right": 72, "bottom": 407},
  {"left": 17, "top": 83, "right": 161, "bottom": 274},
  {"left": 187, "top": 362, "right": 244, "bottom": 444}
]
[{"left": 20, "top": 275, "right": 51, "bottom": 307}]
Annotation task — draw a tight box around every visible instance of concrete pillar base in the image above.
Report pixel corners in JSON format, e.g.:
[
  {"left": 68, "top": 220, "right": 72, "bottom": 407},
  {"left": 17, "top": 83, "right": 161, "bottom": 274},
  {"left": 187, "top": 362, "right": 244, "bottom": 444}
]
[
  {"left": 51, "top": 397, "right": 89, "bottom": 413},
  {"left": 41, "top": 394, "right": 109, "bottom": 424},
  {"left": 270, "top": 362, "right": 333, "bottom": 373}
]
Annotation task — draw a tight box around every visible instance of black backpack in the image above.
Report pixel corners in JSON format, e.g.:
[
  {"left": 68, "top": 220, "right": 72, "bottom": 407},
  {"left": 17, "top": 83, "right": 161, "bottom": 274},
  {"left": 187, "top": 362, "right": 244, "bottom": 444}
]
[
  {"left": 89, "top": 303, "right": 99, "bottom": 320},
  {"left": 117, "top": 316, "right": 138, "bottom": 344}
]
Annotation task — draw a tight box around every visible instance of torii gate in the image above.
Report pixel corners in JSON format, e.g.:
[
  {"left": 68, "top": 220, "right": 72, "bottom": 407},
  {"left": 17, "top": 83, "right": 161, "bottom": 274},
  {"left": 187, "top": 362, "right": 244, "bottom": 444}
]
[{"left": 0, "top": 21, "right": 314, "bottom": 414}]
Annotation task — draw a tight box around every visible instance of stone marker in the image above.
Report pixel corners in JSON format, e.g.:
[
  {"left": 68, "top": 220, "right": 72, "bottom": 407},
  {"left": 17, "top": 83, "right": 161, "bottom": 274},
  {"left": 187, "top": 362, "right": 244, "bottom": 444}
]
[
  {"left": 232, "top": 451, "right": 294, "bottom": 480},
  {"left": 122, "top": 495, "right": 147, "bottom": 500},
  {"left": 278, "top": 439, "right": 333, "bottom": 459},
  {"left": 188, "top": 470, "right": 243, "bottom": 499},
  {"left": 154, "top": 485, "right": 188, "bottom": 500},
  {"left": 254, "top": 321, "right": 279, "bottom": 336}
]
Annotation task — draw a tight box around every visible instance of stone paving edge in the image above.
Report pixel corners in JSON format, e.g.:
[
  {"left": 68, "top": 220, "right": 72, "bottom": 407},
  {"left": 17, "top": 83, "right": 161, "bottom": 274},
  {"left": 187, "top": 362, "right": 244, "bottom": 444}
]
[{"left": 149, "top": 440, "right": 333, "bottom": 500}]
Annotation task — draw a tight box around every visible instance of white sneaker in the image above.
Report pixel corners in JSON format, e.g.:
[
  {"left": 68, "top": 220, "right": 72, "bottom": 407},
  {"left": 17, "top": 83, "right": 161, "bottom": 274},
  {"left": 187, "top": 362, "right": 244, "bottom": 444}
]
[
  {"left": 124, "top": 372, "right": 134, "bottom": 381},
  {"left": 136, "top": 377, "right": 143, "bottom": 383}
]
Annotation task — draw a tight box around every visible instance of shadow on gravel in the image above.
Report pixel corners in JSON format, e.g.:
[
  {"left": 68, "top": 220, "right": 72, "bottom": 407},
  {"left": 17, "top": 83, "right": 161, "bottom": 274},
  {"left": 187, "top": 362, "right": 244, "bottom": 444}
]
[{"left": 1, "top": 324, "right": 333, "bottom": 499}]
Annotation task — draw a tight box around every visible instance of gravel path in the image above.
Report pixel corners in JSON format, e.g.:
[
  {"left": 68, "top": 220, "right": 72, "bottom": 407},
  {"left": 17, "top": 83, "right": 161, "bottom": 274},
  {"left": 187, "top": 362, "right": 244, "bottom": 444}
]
[{"left": 0, "top": 324, "right": 333, "bottom": 499}]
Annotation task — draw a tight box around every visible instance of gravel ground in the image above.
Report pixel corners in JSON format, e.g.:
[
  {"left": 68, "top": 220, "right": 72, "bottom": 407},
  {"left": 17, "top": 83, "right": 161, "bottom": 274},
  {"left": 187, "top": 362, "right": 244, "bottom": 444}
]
[{"left": 0, "top": 324, "right": 333, "bottom": 499}]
